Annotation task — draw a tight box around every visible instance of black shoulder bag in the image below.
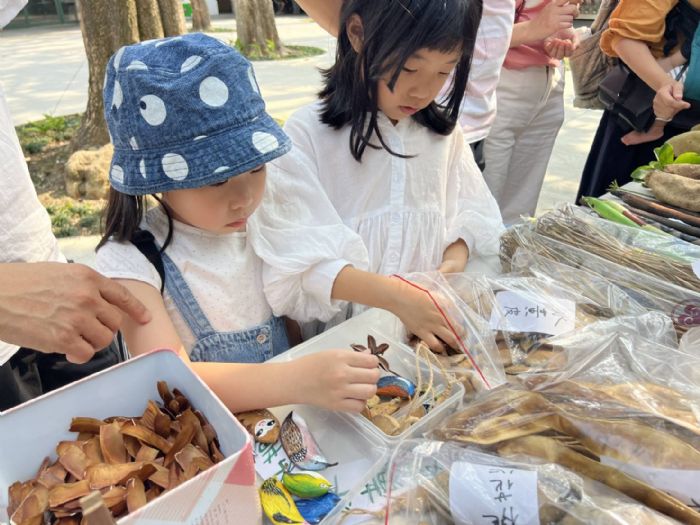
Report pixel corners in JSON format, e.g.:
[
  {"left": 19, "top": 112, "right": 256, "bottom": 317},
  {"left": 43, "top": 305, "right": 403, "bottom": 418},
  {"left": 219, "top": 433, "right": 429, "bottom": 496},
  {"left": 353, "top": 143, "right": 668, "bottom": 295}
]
[{"left": 598, "top": 0, "right": 700, "bottom": 132}]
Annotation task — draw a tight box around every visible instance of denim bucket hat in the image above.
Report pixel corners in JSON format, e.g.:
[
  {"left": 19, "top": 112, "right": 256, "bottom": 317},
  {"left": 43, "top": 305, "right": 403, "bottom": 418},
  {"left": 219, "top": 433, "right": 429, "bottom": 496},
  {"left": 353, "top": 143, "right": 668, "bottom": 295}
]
[{"left": 103, "top": 33, "right": 291, "bottom": 195}]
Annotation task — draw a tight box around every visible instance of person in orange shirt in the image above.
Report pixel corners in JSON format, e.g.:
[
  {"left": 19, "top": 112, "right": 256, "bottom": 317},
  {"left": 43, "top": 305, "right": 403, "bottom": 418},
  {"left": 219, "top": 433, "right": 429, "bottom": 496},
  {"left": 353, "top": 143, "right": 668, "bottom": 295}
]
[{"left": 576, "top": 0, "right": 700, "bottom": 201}]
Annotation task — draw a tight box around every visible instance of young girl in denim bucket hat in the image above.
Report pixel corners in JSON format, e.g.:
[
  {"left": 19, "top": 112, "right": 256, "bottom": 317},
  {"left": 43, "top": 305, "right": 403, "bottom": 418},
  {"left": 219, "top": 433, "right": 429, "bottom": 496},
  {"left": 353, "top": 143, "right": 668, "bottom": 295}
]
[
  {"left": 95, "top": 34, "right": 380, "bottom": 413},
  {"left": 249, "top": 0, "right": 505, "bottom": 351}
]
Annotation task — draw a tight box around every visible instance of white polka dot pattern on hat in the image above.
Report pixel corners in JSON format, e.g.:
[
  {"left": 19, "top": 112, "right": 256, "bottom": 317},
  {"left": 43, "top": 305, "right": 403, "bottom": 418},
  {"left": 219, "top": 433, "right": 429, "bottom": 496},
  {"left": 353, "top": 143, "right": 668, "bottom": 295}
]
[
  {"left": 114, "top": 47, "right": 125, "bottom": 70},
  {"left": 247, "top": 66, "right": 260, "bottom": 94},
  {"left": 139, "top": 159, "right": 147, "bottom": 179},
  {"left": 139, "top": 95, "right": 167, "bottom": 126},
  {"left": 129, "top": 137, "right": 139, "bottom": 150},
  {"left": 112, "top": 81, "right": 123, "bottom": 109},
  {"left": 162, "top": 153, "right": 189, "bottom": 181},
  {"left": 214, "top": 166, "right": 230, "bottom": 174},
  {"left": 252, "top": 132, "right": 279, "bottom": 154},
  {"left": 126, "top": 60, "right": 148, "bottom": 71},
  {"left": 199, "top": 77, "right": 229, "bottom": 107},
  {"left": 111, "top": 165, "right": 125, "bottom": 184},
  {"left": 181, "top": 56, "right": 202, "bottom": 73}
]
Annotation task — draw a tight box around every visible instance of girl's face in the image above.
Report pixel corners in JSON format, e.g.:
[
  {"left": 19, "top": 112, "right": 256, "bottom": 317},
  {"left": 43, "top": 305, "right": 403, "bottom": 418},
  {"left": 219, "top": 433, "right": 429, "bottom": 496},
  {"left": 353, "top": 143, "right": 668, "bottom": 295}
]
[
  {"left": 161, "top": 165, "right": 266, "bottom": 233},
  {"left": 377, "top": 47, "right": 462, "bottom": 123}
]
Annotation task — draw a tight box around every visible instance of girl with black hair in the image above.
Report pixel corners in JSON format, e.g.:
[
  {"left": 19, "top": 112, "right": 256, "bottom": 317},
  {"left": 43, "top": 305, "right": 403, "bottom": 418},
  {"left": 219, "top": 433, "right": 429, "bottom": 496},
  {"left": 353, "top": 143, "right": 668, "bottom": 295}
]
[{"left": 250, "top": 0, "right": 505, "bottom": 349}]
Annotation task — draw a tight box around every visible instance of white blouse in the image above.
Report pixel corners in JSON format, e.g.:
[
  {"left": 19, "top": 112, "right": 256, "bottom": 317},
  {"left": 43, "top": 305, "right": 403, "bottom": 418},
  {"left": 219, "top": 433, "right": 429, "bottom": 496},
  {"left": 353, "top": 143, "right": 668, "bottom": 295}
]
[{"left": 249, "top": 102, "right": 504, "bottom": 323}]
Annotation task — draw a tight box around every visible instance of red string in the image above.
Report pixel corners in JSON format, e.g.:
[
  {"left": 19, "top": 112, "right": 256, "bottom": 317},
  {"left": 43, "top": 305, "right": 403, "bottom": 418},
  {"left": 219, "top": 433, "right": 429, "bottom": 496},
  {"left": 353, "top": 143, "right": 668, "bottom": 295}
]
[{"left": 392, "top": 274, "right": 491, "bottom": 390}]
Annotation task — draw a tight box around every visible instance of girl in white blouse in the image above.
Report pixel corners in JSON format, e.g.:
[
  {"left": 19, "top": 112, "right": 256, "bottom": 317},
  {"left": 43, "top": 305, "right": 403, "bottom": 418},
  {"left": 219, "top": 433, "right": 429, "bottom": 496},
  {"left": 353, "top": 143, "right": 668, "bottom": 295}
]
[{"left": 250, "top": 0, "right": 505, "bottom": 352}]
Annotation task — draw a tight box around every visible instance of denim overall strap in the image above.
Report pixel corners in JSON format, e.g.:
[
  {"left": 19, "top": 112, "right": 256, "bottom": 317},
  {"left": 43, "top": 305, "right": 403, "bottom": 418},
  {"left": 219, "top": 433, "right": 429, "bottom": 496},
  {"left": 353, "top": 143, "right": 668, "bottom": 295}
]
[{"left": 160, "top": 251, "right": 216, "bottom": 340}]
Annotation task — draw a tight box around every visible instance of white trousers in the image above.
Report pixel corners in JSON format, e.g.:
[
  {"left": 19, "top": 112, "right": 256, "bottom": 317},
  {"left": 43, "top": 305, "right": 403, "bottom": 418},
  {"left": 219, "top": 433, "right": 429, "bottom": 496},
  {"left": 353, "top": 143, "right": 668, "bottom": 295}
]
[{"left": 482, "top": 65, "right": 565, "bottom": 225}]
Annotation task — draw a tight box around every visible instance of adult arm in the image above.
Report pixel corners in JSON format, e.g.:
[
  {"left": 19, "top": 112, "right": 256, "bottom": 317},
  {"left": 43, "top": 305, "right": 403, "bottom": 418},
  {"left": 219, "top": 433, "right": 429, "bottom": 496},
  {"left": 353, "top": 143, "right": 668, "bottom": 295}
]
[
  {"left": 295, "top": 0, "right": 342, "bottom": 36},
  {"left": 510, "top": 0, "right": 578, "bottom": 48},
  {"left": 0, "top": 262, "right": 150, "bottom": 363}
]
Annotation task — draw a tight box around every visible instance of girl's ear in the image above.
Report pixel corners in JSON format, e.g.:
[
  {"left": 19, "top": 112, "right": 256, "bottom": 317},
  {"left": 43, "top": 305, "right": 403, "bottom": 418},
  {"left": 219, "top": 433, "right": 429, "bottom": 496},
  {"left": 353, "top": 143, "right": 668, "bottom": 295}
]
[{"left": 345, "top": 14, "right": 364, "bottom": 53}]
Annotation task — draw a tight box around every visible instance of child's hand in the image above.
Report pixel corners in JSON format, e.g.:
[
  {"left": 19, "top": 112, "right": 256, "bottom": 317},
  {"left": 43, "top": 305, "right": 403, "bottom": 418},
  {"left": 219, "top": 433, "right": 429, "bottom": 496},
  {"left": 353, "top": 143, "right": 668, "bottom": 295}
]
[
  {"left": 530, "top": 0, "right": 578, "bottom": 41},
  {"left": 389, "top": 278, "right": 462, "bottom": 353},
  {"left": 292, "top": 350, "right": 380, "bottom": 413}
]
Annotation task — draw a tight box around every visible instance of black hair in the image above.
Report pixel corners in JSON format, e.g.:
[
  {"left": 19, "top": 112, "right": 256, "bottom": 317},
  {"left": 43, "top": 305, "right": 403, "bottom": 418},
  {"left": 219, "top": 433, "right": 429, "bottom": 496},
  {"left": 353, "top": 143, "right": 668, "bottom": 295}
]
[
  {"left": 97, "top": 190, "right": 174, "bottom": 253},
  {"left": 319, "top": 0, "right": 483, "bottom": 162}
]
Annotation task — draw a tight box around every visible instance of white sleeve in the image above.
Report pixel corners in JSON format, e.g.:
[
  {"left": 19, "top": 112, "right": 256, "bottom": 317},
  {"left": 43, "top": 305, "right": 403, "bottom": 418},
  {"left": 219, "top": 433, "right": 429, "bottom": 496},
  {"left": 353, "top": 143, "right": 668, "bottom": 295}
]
[
  {"left": 95, "top": 239, "right": 162, "bottom": 291},
  {"left": 249, "top": 116, "right": 369, "bottom": 323},
  {"left": 444, "top": 128, "right": 505, "bottom": 257}
]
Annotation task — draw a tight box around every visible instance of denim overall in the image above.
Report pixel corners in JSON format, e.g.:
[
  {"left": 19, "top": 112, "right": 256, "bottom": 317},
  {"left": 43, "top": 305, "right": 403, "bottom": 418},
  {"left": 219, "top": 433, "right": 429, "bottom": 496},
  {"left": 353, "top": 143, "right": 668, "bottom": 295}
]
[{"left": 161, "top": 251, "right": 290, "bottom": 363}]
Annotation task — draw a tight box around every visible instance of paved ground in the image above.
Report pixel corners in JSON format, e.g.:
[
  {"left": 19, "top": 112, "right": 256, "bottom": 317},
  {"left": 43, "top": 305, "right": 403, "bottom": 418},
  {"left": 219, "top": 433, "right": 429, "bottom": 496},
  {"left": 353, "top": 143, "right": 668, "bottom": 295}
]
[{"left": 0, "top": 15, "right": 602, "bottom": 265}]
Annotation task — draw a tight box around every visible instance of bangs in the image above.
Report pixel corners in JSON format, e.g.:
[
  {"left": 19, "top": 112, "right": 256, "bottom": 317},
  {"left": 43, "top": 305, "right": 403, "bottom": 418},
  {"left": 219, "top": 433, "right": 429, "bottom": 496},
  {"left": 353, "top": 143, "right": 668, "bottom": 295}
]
[{"left": 319, "top": 0, "right": 483, "bottom": 162}]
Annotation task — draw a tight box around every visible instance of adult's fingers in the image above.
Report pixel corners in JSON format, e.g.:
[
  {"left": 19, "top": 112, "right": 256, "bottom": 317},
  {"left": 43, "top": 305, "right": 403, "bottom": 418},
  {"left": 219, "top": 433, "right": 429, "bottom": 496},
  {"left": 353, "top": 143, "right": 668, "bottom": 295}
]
[
  {"left": 99, "top": 278, "right": 151, "bottom": 324},
  {"left": 346, "top": 363, "right": 381, "bottom": 385},
  {"left": 79, "top": 317, "right": 116, "bottom": 352},
  {"left": 95, "top": 300, "right": 123, "bottom": 334},
  {"left": 672, "top": 82, "right": 684, "bottom": 100},
  {"left": 64, "top": 338, "right": 97, "bottom": 364}
]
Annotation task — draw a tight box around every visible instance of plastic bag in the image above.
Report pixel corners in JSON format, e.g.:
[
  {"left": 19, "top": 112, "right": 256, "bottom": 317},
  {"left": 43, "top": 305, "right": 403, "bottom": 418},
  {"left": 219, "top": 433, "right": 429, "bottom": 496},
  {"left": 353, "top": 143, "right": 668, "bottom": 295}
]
[
  {"left": 433, "top": 324, "right": 700, "bottom": 524},
  {"left": 500, "top": 223, "right": 700, "bottom": 336},
  {"left": 338, "top": 439, "right": 683, "bottom": 524},
  {"left": 396, "top": 272, "right": 507, "bottom": 395},
  {"left": 512, "top": 204, "right": 700, "bottom": 291},
  {"left": 445, "top": 269, "right": 656, "bottom": 376}
]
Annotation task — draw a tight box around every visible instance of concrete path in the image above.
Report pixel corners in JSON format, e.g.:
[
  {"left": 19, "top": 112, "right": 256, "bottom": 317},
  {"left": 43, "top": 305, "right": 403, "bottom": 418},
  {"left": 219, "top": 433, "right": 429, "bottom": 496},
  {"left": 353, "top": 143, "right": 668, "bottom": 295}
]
[{"left": 0, "top": 15, "right": 601, "bottom": 266}]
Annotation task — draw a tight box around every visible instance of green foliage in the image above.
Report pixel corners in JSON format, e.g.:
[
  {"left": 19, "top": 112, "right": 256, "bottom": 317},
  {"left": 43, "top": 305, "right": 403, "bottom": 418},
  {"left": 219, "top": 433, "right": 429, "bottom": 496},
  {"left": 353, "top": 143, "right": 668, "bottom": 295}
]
[
  {"left": 16, "top": 113, "right": 81, "bottom": 154},
  {"left": 231, "top": 40, "right": 324, "bottom": 61},
  {"left": 45, "top": 200, "right": 102, "bottom": 238}
]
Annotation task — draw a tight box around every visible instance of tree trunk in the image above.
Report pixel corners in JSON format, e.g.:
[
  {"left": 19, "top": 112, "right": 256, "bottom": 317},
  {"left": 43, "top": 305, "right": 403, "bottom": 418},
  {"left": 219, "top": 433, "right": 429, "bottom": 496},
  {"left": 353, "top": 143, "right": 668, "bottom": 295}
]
[
  {"left": 191, "top": 0, "right": 212, "bottom": 31},
  {"left": 114, "top": 0, "right": 140, "bottom": 48},
  {"left": 234, "top": 0, "right": 283, "bottom": 57},
  {"left": 158, "top": 0, "right": 187, "bottom": 36},
  {"left": 71, "top": 0, "right": 113, "bottom": 151},
  {"left": 135, "top": 0, "right": 165, "bottom": 40}
]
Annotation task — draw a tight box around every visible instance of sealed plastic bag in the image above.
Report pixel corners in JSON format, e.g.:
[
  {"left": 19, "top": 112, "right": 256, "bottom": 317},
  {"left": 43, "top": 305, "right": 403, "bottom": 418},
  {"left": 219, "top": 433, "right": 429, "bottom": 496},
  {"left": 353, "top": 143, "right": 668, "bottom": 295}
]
[
  {"left": 338, "top": 439, "right": 684, "bottom": 524},
  {"left": 500, "top": 224, "right": 700, "bottom": 336},
  {"left": 503, "top": 204, "right": 700, "bottom": 292},
  {"left": 397, "top": 272, "right": 507, "bottom": 395},
  {"left": 446, "top": 269, "right": 655, "bottom": 376},
  {"left": 433, "top": 324, "right": 700, "bottom": 523}
]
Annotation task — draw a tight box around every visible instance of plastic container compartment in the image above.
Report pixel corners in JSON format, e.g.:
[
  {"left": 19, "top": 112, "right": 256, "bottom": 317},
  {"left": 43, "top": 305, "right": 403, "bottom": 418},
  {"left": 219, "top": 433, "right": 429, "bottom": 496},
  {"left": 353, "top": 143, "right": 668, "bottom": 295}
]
[
  {"left": 255, "top": 404, "right": 388, "bottom": 525},
  {"left": 0, "top": 349, "right": 260, "bottom": 525},
  {"left": 272, "top": 310, "right": 464, "bottom": 446}
]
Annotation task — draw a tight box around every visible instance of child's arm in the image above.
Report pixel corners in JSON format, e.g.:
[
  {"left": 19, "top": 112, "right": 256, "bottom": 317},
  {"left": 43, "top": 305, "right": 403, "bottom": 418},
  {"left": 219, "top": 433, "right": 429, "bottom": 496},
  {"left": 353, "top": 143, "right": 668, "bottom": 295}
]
[
  {"left": 116, "top": 279, "right": 380, "bottom": 413},
  {"left": 438, "top": 239, "right": 470, "bottom": 274},
  {"left": 330, "top": 267, "right": 461, "bottom": 353},
  {"left": 613, "top": 38, "right": 691, "bottom": 119}
]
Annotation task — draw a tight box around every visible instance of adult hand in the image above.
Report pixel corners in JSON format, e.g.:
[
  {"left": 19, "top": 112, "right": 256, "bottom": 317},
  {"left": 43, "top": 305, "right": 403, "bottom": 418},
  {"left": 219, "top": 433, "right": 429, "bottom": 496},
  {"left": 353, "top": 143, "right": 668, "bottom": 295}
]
[
  {"left": 654, "top": 80, "right": 691, "bottom": 121},
  {"left": 544, "top": 28, "right": 580, "bottom": 59},
  {"left": 293, "top": 350, "right": 380, "bottom": 412},
  {"left": 0, "top": 262, "right": 151, "bottom": 364},
  {"left": 530, "top": 0, "right": 578, "bottom": 41}
]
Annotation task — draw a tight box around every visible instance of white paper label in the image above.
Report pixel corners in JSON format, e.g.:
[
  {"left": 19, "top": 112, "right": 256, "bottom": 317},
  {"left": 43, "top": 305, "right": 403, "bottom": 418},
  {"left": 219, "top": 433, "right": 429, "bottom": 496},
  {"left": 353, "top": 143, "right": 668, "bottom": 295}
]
[
  {"left": 253, "top": 439, "right": 291, "bottom": 480},
  {"left": 692, "top": 260, "right": 700, "bottom": 280},
  {"left": 601, "top": 456, "right": 700, "bottom": 508},
  {"left": 449, "top": 462, "right": 539, "bottom": 525},
  {"left": 489, "top": 290, "right": 576, "bottom": 336}
]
